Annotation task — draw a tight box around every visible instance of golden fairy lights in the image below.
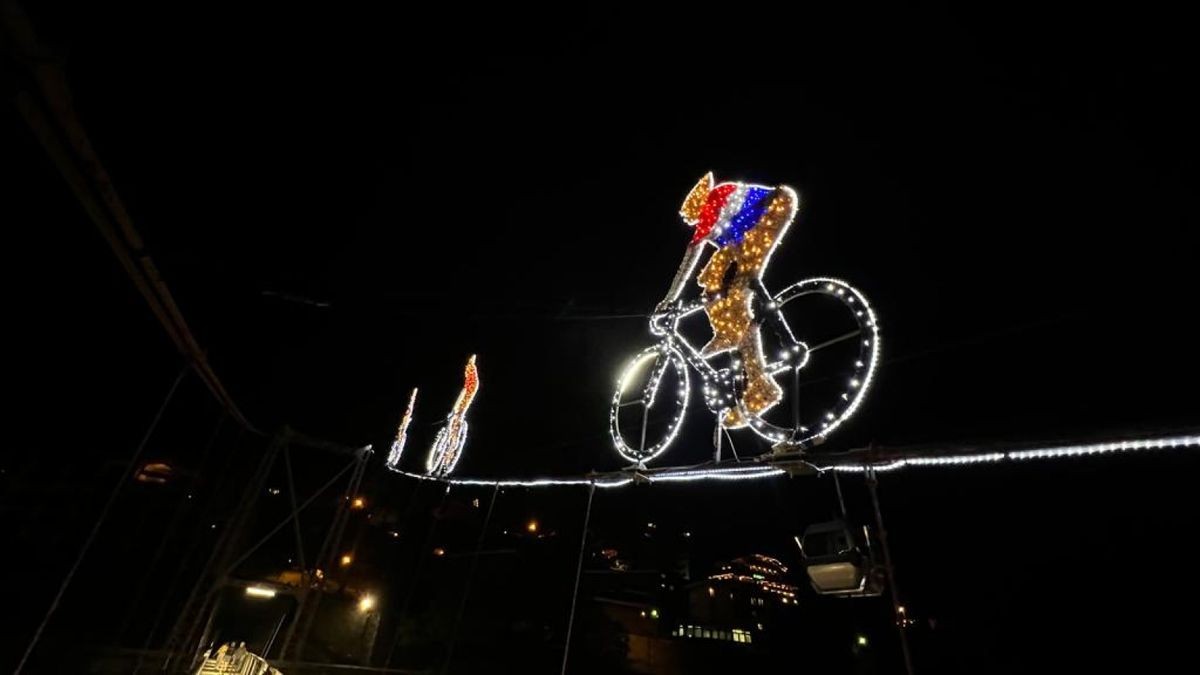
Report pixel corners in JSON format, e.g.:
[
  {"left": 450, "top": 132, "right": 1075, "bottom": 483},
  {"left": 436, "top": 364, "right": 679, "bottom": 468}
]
[
  {"left": 696, "top": 189, "right": 796, "bottom": 427},
  {"left": 708, "top": 554, "right": 798, "bottom": 599},
  {"left": 679, "top": 172, "right": 713, "bottom": 222},
  {"left": 427, "top": 355, "right": 480, "bottom": 477}
]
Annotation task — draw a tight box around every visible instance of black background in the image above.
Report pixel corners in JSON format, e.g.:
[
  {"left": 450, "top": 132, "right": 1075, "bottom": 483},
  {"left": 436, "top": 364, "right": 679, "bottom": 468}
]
[{"left": 4, "top": 3, "right": 1198, "bottom": 673}]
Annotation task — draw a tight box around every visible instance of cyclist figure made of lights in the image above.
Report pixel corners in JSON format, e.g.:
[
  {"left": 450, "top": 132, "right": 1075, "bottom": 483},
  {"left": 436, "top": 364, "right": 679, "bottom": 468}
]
[
  {"left": 609, "top": 173, "right": 881, "bottom": 466},
  {"left": 427, "top": 355, "right": 479, "bottom": 477},
  {"left": 385, "top": 387, "right": 418, "bottom": 470}
]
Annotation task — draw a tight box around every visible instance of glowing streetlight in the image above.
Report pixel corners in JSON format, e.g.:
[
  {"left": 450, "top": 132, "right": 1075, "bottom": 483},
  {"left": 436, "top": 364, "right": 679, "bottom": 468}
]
[
  {"left": 358, "top": 594, "right": 376, "bottom": 613},
  {"left": 351, "top": 497, "right": 366, "bottom": 510},
  {"left": 526, "top": 519, "right": 538, "bottom": 534},
  {"left": 856, "top": 635, "right": 869, "bottom": 647},
  {"left": 340, "top": 554, "right": 353, "bottom": 567}
]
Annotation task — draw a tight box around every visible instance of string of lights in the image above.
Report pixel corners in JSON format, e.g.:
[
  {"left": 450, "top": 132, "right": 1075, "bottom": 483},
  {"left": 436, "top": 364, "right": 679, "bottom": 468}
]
[
  {"left": 386, "top": 461, "right": 786, "bottom": 489},
  {"left": 819, "top": 433, "right": 1200, "bottom": 474},
  {"left": 383, "top": 432, "right": 1200, "bottom": 488}
]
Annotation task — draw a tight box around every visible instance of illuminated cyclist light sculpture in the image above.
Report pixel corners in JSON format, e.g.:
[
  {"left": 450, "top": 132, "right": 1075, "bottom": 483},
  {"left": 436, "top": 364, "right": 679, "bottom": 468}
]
[
  {"left": 427, "top": 355, "right": 479, "bottom": 477},
  {"left": 609, "top": 174, "right": 881, "bottom": 466},
  {"left": 385, "top": 387, "right": 418, "bottom": 471}
]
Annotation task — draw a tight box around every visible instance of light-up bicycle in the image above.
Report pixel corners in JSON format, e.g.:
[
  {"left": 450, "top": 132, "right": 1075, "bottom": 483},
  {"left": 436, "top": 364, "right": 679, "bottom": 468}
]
[{"left": 608, "top": 277, "right": 880, "bottom": 466}]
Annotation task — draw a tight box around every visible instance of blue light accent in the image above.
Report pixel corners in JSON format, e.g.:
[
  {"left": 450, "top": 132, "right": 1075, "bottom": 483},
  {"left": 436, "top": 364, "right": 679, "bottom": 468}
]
[{"left": 716, "top": 187, "right": 773, "bottom": 246}]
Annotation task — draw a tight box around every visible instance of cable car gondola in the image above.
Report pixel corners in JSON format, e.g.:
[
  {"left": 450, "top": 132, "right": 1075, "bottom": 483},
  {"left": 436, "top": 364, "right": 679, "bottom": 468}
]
[{"left": 796, "top": 519, "right": 885, "bottom": 597}]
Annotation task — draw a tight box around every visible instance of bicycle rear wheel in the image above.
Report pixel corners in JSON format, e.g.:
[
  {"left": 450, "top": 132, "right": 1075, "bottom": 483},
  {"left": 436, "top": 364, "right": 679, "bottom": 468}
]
[{"left": 741, "top": 277, "right": 881, "bottom": 449}]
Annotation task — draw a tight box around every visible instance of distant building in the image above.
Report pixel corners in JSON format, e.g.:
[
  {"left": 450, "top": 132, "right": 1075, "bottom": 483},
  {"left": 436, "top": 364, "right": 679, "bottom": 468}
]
[
  {"left": 678, "top": 554, "right": 799, "bottom": 647},
  {"left": 581, "top": 550, "right": 801, "bottom": 673}
]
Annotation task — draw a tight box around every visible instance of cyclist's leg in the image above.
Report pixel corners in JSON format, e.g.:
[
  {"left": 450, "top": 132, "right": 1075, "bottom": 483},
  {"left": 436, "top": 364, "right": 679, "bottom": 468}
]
[{"left": 738, "top": 325, "right": 784, "bottom": 417}]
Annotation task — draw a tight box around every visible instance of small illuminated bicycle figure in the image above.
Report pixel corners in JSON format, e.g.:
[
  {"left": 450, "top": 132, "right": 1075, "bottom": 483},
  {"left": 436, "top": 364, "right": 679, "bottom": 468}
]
[{"left": 609, "top": 175, "right": 881, "bottom": 466}]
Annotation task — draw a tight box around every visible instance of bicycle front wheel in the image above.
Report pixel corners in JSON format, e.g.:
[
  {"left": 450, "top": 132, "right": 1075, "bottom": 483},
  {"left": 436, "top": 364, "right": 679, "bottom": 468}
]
[{"left": 608, "top": 344, "right": 690, "bottom": 465}]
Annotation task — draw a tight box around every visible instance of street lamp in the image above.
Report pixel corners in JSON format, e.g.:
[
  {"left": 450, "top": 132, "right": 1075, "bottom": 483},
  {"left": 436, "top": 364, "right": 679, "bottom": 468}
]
[{"left": 358, "top": 594, "right": 376, "bottom": 613}]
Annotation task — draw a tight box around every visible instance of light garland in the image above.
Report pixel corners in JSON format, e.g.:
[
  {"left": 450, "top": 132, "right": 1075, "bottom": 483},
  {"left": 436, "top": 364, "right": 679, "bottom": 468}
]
[
  {"left": 385, "top": 388, "right": 418, "bottom": 470},
  {"left": 820, "top": 434, "right": 1200, "bottom": 474},
  {"left": 611, "top": 173, "right": 880, "bottom": 464},
  {"left": 383, "top": 433, "right": 1198, "bottom": 488},
  {"left": 426, "top": 355, "right": 479, "bottom": 477},
  {"left": 388, "top": 462, "right": 783, "bottom": 488},
  {"left": 644, "top": 466, "right": 786, "bottom": 483}
]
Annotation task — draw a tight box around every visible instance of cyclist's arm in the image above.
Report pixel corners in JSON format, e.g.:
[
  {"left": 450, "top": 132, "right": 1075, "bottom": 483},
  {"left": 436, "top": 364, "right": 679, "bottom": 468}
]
[{"left": 655, "top": 242, "right": 707, "bottom": 312}]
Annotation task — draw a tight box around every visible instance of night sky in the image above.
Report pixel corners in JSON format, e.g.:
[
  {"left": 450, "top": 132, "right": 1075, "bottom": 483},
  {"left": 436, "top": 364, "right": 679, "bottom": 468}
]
[{"left": 5, "top": 3, "right": 1199, "bottom": 673}]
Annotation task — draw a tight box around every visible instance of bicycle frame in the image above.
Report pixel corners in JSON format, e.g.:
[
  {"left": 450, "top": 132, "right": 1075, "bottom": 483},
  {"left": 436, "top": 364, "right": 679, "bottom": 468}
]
[
  {"left": 648, "top": 287, "right": 804, "bottom": 410},
  {"left": 612, "top": 276, "right": 880, "bottom": 464}
]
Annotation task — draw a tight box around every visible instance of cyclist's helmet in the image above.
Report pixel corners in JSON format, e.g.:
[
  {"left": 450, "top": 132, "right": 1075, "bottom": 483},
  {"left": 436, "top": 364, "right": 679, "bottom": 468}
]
[{"left": 679, "top": 173, "right": 779, "bottom": 247}]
